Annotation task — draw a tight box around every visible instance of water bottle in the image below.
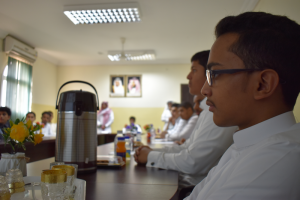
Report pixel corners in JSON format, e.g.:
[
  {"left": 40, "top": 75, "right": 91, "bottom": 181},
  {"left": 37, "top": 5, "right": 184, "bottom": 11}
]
[
  {"left": 114, "top": 130, "right": 124, "bottom": 156},
  {"left": 136, "top": 132, "right": 142, "bottom": 142},
  {"left": 124, "top": 136, "right": 131, "bottom": 159},
  {"left": 151, "top": 127, "right": 156, "bottom": 141}
]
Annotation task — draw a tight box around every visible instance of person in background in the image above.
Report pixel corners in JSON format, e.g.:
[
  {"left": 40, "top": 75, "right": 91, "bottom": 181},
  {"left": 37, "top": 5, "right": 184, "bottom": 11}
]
[
  {"left": 0, "top": 107, "right": 11, "bottom": 140},
  {"left": 162, "top": 102, "right": 198, "bottom": 141},
  {"left": 134, "top": 50, "right": 237, "bottom": 188},
  {"left": 26, "top": 112, "right": 36, "bottom": 125},
  {"left": 47, "top": 110, "right": 56, "bottom": 135},
  {"left": 161, "top": 101, "right": 173, "bottom": 131},
  {"left": 41, "top": 112, "right": 54, "bottom": 136},
  {"left": 97, "top": 102, "right": 114, "bottom": 133},
  {"left": 128, "top": 116, "right": 142, "bottom": 132},
  {"left": 186, "top": 12, "right": 300, "bottom": 199},
  {"left": 175, "top": 95, "right": 205, "bottom": 145},
  {"left": 164, "top": 103, "right": 180, "bottom": 132}
]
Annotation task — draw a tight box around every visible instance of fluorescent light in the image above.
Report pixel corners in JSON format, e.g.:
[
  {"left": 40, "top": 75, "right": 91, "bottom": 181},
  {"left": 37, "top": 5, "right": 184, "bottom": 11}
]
[
  {"left": 64, "top": 3, "right": 141, "bottom": 25},
  {"left": 107, "top": 50, "right": 156, "bottom": 61}
]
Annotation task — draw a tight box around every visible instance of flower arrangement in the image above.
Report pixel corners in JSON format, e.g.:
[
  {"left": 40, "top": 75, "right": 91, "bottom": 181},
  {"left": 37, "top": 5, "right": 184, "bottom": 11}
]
[
  {"left": 124, "top": 123, "right": 137, "bottom": 132},
  {"left": 2, "top": 118, "right": 44, "bottom": 153},
  {"left": 144, "top": 124, "right": 153, "bottom": 132}
]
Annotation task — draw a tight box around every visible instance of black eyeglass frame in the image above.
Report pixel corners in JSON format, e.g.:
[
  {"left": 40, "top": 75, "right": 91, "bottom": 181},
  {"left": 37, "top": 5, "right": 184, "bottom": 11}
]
[{"left": 206, "top": 69, "right": 262, "bottom": 86}]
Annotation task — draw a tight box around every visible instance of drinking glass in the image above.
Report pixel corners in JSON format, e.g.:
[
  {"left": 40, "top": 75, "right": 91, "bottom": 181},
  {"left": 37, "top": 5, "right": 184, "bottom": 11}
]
[
  {"left": 0, "top": 175, "right": 11, "bottom": 200},
  {"left": 52, "top": 165, "right": 75, "bottom": 199},
  {"left": 6, "top": 169, "right": 25, "bottom": 194},
  {"left": 49, "top": 162, "right": 65, "bottom": 169},
  {"left": 41, "top": 170, "right": 67, "bottom": 200}
]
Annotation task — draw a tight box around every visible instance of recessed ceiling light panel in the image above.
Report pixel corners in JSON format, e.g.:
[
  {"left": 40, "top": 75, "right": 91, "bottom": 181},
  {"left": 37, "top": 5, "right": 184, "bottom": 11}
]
[
  {"left": 108, "top": 50, "right": 156, "bottom": 61},
  {"left": 64, "top": 3, "right": 141, "bottom": 25}
]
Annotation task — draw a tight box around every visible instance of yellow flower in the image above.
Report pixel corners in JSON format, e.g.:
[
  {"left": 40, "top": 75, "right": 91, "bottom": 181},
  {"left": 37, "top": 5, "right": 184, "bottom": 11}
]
[
  {"left": 10, "top": 122, "right": 30, "bottom": 143},
  {"left": 26, "top": 119, "right": 32, "bottom": 129},
  {"left": 33, "top": 133, "right": 44, "bottom": 145}
]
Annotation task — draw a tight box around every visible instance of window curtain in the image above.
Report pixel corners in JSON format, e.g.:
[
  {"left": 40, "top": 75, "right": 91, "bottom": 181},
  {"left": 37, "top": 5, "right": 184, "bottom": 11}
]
[{"left": 5, "top": 57, "right": 32, "bottom": 121}]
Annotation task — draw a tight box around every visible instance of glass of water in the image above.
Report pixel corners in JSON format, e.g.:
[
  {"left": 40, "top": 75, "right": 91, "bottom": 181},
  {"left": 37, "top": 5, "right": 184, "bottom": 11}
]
[{"left": 41, "top": 170, "right": 67, "bottom": 200}]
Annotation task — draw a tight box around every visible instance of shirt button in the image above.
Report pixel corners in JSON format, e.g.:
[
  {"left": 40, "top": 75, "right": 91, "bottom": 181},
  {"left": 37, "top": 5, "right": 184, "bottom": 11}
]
[{"left": 151, "top": 162, "right": 155, "bottom": 166}]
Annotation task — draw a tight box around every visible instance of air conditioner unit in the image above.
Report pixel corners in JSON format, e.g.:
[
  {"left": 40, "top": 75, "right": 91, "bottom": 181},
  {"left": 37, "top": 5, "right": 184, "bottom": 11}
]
[{"left": 3, "top": 35, "right": 37, "bottom": 64}]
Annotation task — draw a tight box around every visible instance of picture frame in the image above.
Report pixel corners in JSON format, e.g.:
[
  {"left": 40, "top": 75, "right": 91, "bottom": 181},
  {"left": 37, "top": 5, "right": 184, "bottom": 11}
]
[
  {"left": 110, "top": 75, "right": 126, "bottom": 97},
  {"left": 126, "top": 75, "right": 142, "bottom": 97}
]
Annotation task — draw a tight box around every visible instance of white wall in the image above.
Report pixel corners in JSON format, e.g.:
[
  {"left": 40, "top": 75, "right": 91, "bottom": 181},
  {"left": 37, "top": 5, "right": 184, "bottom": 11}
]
[{"left": 57, "top": 64, "right": 191, "bottom": 108}]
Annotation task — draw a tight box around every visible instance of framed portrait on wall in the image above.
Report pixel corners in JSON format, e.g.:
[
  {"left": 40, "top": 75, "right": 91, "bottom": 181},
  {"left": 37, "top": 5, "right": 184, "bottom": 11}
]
[
  {"left": 126, "top": 75, "right": 142, "bottom": 97},
  {"left": 110, "top": 75, "right": 126, "bottom": 97}
]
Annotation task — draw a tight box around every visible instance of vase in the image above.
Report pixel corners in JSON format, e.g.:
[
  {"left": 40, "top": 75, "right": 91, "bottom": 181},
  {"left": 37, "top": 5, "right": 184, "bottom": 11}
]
[{"left": 0, "top": 153, "right": 27, "bottom": 177}]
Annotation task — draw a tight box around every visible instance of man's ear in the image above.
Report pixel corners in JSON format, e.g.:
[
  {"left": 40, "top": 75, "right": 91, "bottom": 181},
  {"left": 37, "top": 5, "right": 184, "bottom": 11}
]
[
  {"left": 253, "top": 69, "right": 279, "bottom": 100},
  {"left": 8, "top": 115, "right": 11, "bottom": 120}
]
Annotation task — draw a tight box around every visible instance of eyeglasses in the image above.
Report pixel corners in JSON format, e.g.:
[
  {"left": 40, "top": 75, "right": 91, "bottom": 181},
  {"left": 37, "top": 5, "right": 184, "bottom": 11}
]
[{"left": 206, "top": 69, "right": 262, "bottom": 86}]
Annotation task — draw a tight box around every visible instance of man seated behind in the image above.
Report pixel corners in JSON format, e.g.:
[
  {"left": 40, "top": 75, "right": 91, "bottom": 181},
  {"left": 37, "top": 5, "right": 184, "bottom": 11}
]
[
  {"left": 134, "top": 51, "right": 237, "bottom": 186},
  {"left": 26, "top": 112, "right": 36, "bottom": 125},
  {"left": 186, "top": 12, "right": 300, "bottom": 199},
  {"left": 176, "top": 95, "right": 205, "bottom": 145},
  {"left": 0, "top": 107, "right": 11, "bottom": 140},
  {"left": 41, "top": 112, "right": 54, "bottom": 136},
  {"left": 162, "top": 102, "right": 198, "bottom": 141},
  {"left": 129, "top": 116, "right": 142, "bottom": 133},
  {"left": 164, "top": 103, "right": 180, "bottom": 133}
]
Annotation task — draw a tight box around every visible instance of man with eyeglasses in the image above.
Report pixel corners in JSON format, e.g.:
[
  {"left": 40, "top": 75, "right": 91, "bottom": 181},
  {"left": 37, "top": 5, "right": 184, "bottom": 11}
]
[
  {"left": 134, "top": 51, "right": 237, "bottom": 188},
  {"left": 185, "top": 12, "right": 300, "bottom": 199}
]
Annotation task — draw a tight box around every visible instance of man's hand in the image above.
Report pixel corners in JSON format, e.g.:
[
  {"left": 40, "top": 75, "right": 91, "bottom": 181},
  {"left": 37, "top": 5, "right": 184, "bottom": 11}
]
[
  {"left": 134, "top": 146, "right": 153, "bottom": 165},
  {"left": 101, "top": 125, "right": 105, "bottom": 130},
  {"left": 160, "top": 131, "right": 168, "bottom": 139},
  {"left": 174, "top": 138, "right": 185, "bottom": 145}
]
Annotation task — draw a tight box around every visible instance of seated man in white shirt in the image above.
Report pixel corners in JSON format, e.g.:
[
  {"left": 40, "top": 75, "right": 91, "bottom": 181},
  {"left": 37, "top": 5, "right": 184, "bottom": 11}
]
[
  {"left": 164, "top": 103, "right": 180, "bottom": 132},
  {"left": 41, "top": 112, "right": 54, "bottom": 136},
  {"left": 186, "top": 12, "right": 300, "bottom": 200},
  {"left": 176, "top": 95, "right": 205, "bottom": 145},
  {"left": 162, "top": 102, "right": 198, "bottom": 141},
  {"left": 134, "top": 50, "right": 237, "bottom": 186},
  {"left": 129, "top": 116, "right": 142, "bottom": 133}
]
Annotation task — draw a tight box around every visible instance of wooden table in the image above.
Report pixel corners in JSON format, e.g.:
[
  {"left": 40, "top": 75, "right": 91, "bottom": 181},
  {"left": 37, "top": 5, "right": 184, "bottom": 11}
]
[{"left": 27, "top": 140, "right": 179, "bottom": 200}]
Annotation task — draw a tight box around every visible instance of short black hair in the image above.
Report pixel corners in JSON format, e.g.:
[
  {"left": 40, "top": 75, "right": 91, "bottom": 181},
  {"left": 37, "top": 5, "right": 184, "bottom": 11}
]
[
  {"left": 26, "top": 112, "right": 36, "bottom": 117},
  {"left": 42, "top": 112, "right": 51, "bottom": 117},
  {"left": 0, "top": 107, "right": 11, "bottom": 116},
  {"left": 215, "top": 12, "right": 300, "bottom": 109},
  {"left": 171, "top": 103, "right": 180, "bottom": 108},
  {"left": 179, "top": 102, "right": 194, "bottom": 111},
  {"left": 129, "top": 116, "right": 136, "bottom": 122},
  {"left": 191, "top": 50, "right": 210, "bottom": 73}
]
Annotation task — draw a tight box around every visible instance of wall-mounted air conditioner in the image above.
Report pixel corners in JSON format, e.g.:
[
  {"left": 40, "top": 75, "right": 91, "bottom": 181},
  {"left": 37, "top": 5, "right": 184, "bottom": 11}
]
[{"left": 3, "top": 35, "right": 37, "bottom": 64}]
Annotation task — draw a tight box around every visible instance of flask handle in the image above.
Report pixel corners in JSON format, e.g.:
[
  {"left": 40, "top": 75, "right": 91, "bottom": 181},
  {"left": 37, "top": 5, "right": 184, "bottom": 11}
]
[{"left": 55, "top": 80, "right": 99, "bottom": 110}]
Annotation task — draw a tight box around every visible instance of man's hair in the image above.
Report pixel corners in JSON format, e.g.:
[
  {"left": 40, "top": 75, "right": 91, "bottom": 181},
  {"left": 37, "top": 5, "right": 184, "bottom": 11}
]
[
  {"left": 42, "top": 112, "right": 51, "bottom": 117},
  {"left": 129, "top": 116, "right": 136, "bottom": 121},
  {"left": 215, "top": 12, "right": 300, "bottom": 108},
  {"left": 0, "top": 107, "right": 11, "bottom": 116},
  {"left": 191, "top": 50, "right": 210, "bottom": 73},
  {"left": 26, "top": 112, "right": 36, "bottom": 117},
  {"left": 179, "top": 102, "right": 194, "bottom": 111},
  {"left": 47, "top": 111, "right": 53, "bottom": 115},
  {"left": 171, "top": 103, "right": 180, "bottom": 108}
]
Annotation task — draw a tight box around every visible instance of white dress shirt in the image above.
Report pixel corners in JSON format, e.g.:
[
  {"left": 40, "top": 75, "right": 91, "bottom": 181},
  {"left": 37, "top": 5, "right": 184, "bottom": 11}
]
[
  {"left": 147, "top": 98, "right": 238, "bottom": 184},
  {"left": 166, "top": 114, "right": 198, "bottom": 141},
  {"left": 186, "top": 111, "right": 300, "bottom": 200},
  {"left": 167, "top": 117, "right": 186, "bottom": 136},
  {"left": 42, "top": 123, "right": 54, "bottom": 136}
]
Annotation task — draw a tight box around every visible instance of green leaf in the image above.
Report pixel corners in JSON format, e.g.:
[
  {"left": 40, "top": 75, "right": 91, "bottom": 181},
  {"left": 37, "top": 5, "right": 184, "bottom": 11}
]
[{"left": 9, "top": 120, "right": 13, "bottom": 127}]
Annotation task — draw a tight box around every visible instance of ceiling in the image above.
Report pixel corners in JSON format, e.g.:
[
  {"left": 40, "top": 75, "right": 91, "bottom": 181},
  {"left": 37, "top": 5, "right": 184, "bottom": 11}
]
[{"left": 0, "top": 0, "right": 260, "bottom": 66}]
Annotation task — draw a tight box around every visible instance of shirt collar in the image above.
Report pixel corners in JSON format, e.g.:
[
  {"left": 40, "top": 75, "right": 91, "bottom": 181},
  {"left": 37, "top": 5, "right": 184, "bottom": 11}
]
[
  {"left": 200, "top": 97, "right": 209, "bottom": 110},
  {"left": 233, "top": 111, "right": 296, "bottom": 149}
]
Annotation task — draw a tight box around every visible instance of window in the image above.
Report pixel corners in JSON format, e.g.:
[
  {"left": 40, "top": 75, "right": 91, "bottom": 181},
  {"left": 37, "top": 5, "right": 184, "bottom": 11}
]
[{"left": 1, "top": 57, "right": 32, "bottom": 120}]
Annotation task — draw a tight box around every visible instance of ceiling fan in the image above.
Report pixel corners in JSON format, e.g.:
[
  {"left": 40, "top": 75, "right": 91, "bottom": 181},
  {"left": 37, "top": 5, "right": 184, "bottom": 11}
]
[{"left": 107, "top": 37, "right": 156, "bottom": 61}]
